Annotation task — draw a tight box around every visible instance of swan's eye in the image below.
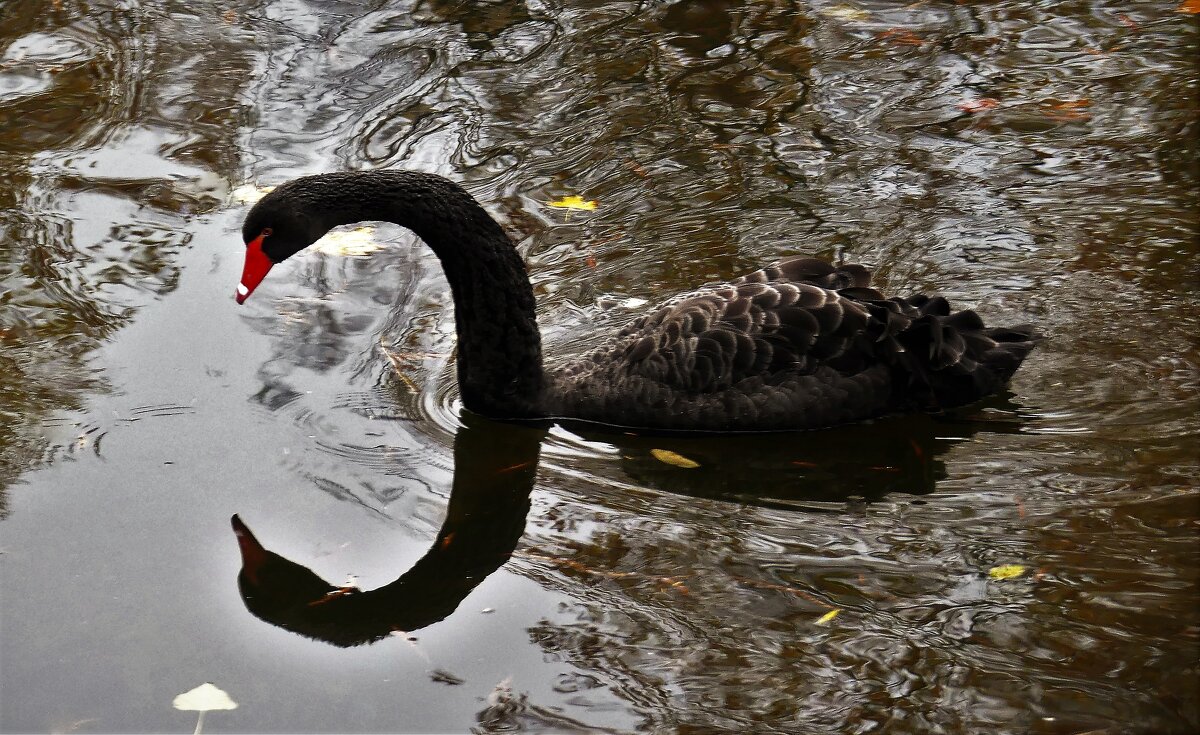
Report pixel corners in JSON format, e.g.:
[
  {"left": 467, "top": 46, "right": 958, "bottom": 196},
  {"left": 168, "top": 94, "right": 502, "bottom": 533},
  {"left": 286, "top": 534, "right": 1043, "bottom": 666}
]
[{"left": 260, "top": 227, "right": 273, "bottom": 238}]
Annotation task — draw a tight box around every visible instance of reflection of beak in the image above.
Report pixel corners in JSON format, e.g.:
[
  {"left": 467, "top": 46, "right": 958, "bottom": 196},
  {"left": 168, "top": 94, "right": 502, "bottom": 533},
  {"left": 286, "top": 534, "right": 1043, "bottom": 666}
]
[
  {"left": 236, "top": 234, "right": 274, "bottom": 304},
  {"left": 231, "top": 514, "right": 268, "bottom": 583}
]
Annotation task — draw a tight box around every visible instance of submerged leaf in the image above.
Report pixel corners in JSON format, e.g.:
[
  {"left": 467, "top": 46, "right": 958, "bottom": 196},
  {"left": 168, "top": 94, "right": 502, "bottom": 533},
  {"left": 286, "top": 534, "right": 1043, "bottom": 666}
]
[
  {"left": 1179, "top": 0, "right": 1200, "bottom": 13},
  {"left": 173, "top": 682, "right": 238, "bottom": 712},
  {"left": 877, "top": 28, "right": 924, "bottom": 46},
  {"left": 547, "top": 195, "right": 598, "bottom": 211},
  {"left": 958, "top": 98, "right": 1000, "bottom": 113},
  {"left": 651, "top": 448, "right": 700, "bottom": 468},
  {"left": 988, "top": 564, "right": 1027, "bottom": 580},
  {"left": 1042, "top": 98, "right": 1091, "bottom": 122}
]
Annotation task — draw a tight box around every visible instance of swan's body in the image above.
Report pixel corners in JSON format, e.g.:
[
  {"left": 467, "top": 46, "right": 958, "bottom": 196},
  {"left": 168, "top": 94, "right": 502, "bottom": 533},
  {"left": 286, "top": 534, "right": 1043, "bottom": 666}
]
[{"left": 237, "top": 171, "right": 1038, "bottom": 432}]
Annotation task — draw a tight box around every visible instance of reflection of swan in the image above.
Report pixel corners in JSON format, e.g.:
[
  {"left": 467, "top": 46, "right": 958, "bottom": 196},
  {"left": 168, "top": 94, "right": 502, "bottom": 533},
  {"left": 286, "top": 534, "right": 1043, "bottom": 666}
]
[
  {"left": 570, "top": 397, "right": 1029, "bottom": 506},
  {"left": 231, "top": 403, "right": 1027, "bottom": 646},
  {"left": 232, "top": 415, "right": 544, "bottom": 647},
  {"left": 236, "top": 171, "right": 1038, "bottom": 432}
]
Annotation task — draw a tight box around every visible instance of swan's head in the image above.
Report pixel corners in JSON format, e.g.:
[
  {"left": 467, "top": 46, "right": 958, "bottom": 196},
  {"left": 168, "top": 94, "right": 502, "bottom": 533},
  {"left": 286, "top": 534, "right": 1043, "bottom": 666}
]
[{"left": 236, "top": 187, "right": 326, "bottom": 304}]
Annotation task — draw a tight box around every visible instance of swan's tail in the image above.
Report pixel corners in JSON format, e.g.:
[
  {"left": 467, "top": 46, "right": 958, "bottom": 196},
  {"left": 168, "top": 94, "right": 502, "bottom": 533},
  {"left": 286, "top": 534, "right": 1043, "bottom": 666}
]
[
  {"left": 894, "top": 297, "right": 1041, "bottom": 410},
  {"left": 771, "top": 256, "right": 1042, "bottom": 412}
]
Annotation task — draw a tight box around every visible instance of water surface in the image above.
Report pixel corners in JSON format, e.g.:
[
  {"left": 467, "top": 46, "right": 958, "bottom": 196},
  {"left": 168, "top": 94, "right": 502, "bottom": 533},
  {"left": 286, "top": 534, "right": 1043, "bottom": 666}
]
[{"left": 1, "top": 1, "right": 1197, "bottom": 733}]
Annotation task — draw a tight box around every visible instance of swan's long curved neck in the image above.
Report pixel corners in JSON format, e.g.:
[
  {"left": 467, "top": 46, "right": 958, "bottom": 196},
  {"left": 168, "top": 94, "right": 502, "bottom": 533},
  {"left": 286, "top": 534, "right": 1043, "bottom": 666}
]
[{"left": 307, "top": 171, "right": 545, "bottom": 417}]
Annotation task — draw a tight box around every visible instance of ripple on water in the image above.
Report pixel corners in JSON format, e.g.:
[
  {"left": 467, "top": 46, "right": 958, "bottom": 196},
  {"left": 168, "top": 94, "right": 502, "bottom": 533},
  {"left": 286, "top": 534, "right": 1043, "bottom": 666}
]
[
  {"left": 0, "top": 32, "right": 92, "bottom": 104},
  {"left": 39, "top": 403, "right": 196, "bottom": 463},
  {"left": 4, "top": 0, "right": 1196, "bottom": 732}
]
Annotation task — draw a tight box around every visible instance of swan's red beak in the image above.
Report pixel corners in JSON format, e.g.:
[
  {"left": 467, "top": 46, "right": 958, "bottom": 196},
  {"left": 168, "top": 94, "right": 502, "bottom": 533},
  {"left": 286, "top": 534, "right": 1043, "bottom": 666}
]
[{"left": 236, "top": 234, "right": 274, "bottom": 304}]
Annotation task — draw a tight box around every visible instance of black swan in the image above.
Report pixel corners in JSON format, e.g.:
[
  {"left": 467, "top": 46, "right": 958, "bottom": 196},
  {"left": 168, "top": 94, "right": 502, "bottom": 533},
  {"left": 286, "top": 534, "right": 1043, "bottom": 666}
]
[{"left": 236, "top": 170, "right": 1038, "bottom": 432}]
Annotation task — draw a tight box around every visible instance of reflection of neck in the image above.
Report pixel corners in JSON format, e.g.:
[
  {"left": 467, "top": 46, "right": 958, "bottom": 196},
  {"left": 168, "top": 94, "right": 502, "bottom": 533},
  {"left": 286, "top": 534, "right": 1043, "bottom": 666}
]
[{"left": 235, "top": 416, "right": 544, "bottom": 647}]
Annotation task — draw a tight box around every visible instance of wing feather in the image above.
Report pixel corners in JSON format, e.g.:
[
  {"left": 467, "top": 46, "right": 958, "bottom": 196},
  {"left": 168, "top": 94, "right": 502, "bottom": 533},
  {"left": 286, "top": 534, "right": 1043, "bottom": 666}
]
[{"left": 545, "top": 256, "right": 1040, "bottom": 429}]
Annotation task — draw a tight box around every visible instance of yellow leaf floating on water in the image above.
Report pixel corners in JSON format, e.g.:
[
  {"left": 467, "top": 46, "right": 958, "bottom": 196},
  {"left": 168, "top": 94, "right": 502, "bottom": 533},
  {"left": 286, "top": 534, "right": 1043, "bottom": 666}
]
[
  {"left": 816, "top": 609, "right": 840, "bottom": 625},
  {"left": 651, "top": 448, "right": 700, "bottom": 468},
  {"left": 988, "top": 564, "right": 1026, "bottom": 580},
  {"left": 547, "top": 195, "right": 598, "bottom": 211}
]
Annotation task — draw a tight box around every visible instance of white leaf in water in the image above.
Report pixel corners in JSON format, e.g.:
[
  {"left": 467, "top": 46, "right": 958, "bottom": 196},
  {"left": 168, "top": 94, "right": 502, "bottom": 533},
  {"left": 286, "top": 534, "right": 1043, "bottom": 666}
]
[
  {"left": 173, "top": 682, "right": 239, "bottom": 712},
  {"left": 313, "top": 226, "right": 384, "bottom": 257},
  {"left": 486, "top": 676, "right": 515, "bottom": 707},
  {"left": 229, "top": 184, "right": 274, "bottom": 205},
  {"left": 819, "top": 5, "right": 871, "bottom": 21}
]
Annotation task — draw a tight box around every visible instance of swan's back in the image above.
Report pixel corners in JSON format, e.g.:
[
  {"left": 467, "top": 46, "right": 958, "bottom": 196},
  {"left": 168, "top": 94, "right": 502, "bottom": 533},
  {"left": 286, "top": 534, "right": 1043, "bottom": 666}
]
[{"left": 542, "top": 257, "right": 1038, "bottom": 431}]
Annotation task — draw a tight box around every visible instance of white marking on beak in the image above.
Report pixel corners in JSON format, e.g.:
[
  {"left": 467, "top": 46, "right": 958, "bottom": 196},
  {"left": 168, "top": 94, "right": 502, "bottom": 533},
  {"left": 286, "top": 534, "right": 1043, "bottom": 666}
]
[{"left": 236, "top": 283, "right": 249, "bottom": 297}]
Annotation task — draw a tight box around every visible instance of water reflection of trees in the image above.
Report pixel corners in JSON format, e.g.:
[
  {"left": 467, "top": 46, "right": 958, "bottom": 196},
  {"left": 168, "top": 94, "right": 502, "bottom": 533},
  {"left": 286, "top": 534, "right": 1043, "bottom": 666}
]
[
  {"left": 246, "top": 0, "right": 829, "bottom": 299},
  {"left": 2, "top": 0, "right": 1192, "bottom": 727},
  {"left": 227, "top": 5, "right": 1196, "bottom": 728},
  {"left": 0, "top": 1, "right": 254, "bottom": 496}
]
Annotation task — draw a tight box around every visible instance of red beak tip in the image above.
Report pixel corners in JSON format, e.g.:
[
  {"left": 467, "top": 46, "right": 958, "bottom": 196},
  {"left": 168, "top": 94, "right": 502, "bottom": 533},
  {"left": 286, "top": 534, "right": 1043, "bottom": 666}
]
[{"left": 236, "top": 235, "right": 273, "bottom": 305}]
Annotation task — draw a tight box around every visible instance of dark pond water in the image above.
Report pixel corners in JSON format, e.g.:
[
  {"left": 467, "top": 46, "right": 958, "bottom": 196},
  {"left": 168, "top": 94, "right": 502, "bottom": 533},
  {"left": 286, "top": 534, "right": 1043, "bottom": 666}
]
[{"left": 2, "top": 1, "right": 1197, "bottom": 733}]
